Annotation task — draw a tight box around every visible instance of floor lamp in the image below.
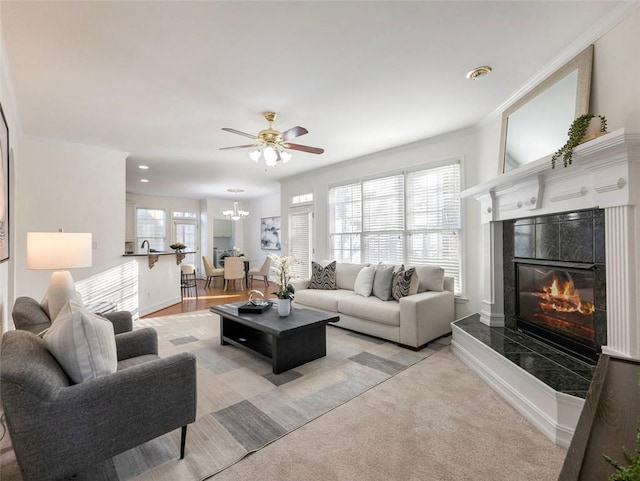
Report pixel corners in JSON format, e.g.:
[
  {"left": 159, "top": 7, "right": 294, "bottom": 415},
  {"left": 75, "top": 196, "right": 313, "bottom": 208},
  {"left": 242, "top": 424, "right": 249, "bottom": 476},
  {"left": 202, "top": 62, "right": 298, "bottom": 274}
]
[{"left": 27, "top": 230, "right": 92, "bottom": 320}]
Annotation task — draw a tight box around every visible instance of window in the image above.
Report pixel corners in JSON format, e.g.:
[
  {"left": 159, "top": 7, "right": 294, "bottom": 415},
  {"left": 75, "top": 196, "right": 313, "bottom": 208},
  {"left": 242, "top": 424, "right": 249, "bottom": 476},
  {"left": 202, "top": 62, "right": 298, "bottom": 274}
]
[
  {"left": 329, "top": 160, "right": 462, "bottom": 294},
  {"left": 136, "top": 208, "right": 166, "bottom": 251},
  {"left": 291, "top": 193, "right": 313, "bottom": 205},
  {"left": 173, "top": 211, "right": 197, "bottom": 219}
]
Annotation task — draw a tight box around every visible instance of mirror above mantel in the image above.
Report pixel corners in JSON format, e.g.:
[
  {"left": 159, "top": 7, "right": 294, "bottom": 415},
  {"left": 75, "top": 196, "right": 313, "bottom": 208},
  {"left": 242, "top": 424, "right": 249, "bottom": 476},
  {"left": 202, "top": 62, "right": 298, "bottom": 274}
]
[{"left": 499, "top": 45, "right": 594, "bottom": 174}]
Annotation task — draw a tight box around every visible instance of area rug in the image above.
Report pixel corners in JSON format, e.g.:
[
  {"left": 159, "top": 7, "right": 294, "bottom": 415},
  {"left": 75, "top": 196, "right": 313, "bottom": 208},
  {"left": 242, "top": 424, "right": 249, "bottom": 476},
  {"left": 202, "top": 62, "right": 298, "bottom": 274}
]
[{"left": 0, "top": 309, "right": 448, "bottom": 481}]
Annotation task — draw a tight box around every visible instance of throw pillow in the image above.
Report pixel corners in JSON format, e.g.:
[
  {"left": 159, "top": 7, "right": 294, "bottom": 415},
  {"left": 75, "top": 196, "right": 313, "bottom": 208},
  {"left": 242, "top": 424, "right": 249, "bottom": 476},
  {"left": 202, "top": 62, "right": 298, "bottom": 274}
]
[
  {"left": 408, "top": 269, "right": 420, "bottom": 296},
  {"left": 41, "top": 287, "right": 84, "bottom": 321},
  {"left": 414, "top": 265, "right": 445, "bottom": 292},
  {"left": 309, "top": 261, "right": 337, "bottom": 290},
  {"left": 44, "top": 300, "right": 118, "bottom": 384},
  {"left": 354, "top": 265, "right": 376, "bottom": 297},
  {"left": 392, "top": 266, "right": 416, "bottom": 301},
  {"left": 372, "top": 264, "right": 395, "bottom": 301}
]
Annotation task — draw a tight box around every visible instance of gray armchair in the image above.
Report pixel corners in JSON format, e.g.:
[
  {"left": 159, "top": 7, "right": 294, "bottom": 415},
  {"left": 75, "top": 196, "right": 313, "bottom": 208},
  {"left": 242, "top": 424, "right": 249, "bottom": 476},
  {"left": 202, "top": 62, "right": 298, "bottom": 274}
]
[
  {"left": 0, "top": 327, "right": 197, "bottom": 481},
  {"left": 12, "top": 296, "right": 133, "bottom": 335}
]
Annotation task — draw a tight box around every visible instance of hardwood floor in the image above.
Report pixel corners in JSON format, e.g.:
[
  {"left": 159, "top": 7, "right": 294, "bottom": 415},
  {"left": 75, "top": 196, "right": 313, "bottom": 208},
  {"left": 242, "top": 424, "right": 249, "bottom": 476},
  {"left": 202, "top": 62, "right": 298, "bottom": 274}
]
[{"left": 142, "top": 278, "right": 277, "bottom": 318}]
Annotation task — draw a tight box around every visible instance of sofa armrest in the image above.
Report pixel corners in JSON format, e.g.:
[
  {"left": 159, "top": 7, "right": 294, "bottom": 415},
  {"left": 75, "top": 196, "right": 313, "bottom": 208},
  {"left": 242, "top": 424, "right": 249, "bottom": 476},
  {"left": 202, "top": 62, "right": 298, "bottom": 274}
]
[
  {"left": 103, "top": 311, "right": 133, "bottom": 334},
  {"left": 399, "top": 290, "right": 454, "bottom": 348},
  {"left": 10, "top": 352, "right": 197, "bottom": 481},
  {"left": 115, "top": 328, "right": 158, "bottom": 361},
  {"left": 290, "top": 279, "right": 311, "bottom": 291}
]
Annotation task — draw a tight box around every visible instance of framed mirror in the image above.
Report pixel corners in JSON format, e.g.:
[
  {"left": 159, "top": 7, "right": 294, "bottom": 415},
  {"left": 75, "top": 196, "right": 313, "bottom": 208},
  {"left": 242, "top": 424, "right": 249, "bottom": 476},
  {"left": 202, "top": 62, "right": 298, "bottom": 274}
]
[{"left": 499, "top": 45, "right": 594, "bottom": 174}]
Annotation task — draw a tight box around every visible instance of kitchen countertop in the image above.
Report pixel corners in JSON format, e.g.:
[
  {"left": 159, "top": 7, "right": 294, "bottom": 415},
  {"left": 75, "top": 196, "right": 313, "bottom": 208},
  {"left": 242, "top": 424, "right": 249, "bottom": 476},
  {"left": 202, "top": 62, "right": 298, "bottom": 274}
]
[{"left": 123, "top": 251, "right": 196, "bottom": 256}]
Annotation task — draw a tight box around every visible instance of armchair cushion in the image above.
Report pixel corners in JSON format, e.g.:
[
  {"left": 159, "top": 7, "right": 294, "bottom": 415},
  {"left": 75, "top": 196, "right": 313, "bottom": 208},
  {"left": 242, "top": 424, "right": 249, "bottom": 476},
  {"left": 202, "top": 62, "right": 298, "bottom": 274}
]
[{"left": 43, "top": 301, "right": 117, "bottom": 384}]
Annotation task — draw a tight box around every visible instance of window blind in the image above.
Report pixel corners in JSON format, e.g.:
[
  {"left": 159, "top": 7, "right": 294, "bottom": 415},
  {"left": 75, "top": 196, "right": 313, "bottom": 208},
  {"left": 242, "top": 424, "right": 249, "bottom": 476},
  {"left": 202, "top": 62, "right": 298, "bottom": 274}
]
[
  {"left": 289, "top": 208, "right": 312, "bottom": 280},
  {"left": 136, "top": 208, "right": 166, "bottom": 251}
]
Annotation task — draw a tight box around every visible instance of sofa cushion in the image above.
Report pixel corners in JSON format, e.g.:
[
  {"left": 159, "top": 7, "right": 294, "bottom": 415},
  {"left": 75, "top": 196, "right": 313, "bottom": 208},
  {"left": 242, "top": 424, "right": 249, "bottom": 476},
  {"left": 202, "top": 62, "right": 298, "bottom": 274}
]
[
  {"left": 294, "top": 288, "right": 354, "bottom": 312},
  {"left": 392, "top": 266, "right": 415, "bottom": 301},
  {"left": 414, "top": 265, "right": 445, "bottom": 292},
  {"left": 309, "top": 261, "right": 337, "bottom": 290},
  {"left": 43, "top": 300, "right": 118, "bottom": 384},
  {"left": 336, "top": 263, "right": 367, "bottom": 290},
  {"left": 372, "top": 264, "right": 394, "bottom": 301},
  {"left": 354, "top": 265, "right": 376, "bottom": 297},
  {"left": 338, "top": 295, "right": 400, "bottom": 326}
]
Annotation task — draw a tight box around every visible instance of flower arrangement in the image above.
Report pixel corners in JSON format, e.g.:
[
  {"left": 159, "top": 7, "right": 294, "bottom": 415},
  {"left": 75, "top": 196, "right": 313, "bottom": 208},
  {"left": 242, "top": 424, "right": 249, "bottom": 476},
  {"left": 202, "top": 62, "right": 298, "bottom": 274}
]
[
  {"left": 269, "top": 254, "right": 299, "bottom": 300},
  {"left": 169, "top": 242, "right": 186, "bottom": 251}
]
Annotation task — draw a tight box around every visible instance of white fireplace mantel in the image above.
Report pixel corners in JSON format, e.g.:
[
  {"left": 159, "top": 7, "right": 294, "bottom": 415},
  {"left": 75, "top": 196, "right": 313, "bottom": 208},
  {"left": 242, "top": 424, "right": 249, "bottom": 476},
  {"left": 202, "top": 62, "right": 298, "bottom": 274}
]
[{"left": 462, "top": 128, "right": 640, "bottom": 224}]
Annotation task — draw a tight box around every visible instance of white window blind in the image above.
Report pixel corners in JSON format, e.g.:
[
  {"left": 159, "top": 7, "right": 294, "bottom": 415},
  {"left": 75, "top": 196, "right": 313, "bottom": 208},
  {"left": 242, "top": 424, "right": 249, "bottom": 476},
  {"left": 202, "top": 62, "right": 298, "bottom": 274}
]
[
  {"left": 289, "top": 208, "right": 312, "bottom": 280},
  {"left": 328, "top": 160, "right": 463, "bottom": 294},
  {"left": 329, "top": 183, "right": 362, "bottom": 263},
  {"left": 136, "top": 208, "right": 166, "bottom": 251}
]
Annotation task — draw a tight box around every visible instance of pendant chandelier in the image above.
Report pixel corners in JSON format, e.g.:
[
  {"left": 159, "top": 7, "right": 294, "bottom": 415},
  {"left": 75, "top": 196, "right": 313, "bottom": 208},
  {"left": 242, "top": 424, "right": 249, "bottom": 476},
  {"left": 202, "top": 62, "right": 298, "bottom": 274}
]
[{"left": 222, "top": 189, "right": 249, "bottom": 221}]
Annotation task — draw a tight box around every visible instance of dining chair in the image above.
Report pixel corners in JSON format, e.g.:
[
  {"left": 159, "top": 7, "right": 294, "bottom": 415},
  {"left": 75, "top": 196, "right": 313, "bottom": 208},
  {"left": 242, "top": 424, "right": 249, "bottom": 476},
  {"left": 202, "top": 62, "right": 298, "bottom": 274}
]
[
  {"left": 202, "top": 256, "right": 224, "bottom": 288},
  {"left": 247, "top": 257, "right": 271, "bottom": 289},
  {"left": 223, "top": 257, "right": 245, "bottom": 291}
]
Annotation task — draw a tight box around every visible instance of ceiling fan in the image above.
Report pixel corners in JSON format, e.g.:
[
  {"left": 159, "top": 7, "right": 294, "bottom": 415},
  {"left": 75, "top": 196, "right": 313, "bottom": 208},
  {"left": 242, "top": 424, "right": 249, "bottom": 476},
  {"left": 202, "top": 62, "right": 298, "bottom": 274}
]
[{"left": 220, "top": 112, "right": 324, "bottom": 166}]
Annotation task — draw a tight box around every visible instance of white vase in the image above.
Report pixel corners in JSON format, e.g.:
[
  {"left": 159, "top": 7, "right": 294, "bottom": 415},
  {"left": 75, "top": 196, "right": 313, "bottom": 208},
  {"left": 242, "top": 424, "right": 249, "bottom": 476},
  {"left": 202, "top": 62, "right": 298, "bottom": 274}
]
[{"left": 278, "top": 298, "right": 291, "bottom": 317}]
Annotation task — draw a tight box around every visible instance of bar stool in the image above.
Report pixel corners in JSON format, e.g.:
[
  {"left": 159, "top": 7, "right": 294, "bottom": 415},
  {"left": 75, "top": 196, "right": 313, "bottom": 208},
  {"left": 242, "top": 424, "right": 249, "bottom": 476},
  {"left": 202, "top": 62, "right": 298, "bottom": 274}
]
[{"left": 180, "top": 264, "right": 198, "bottom": 299}]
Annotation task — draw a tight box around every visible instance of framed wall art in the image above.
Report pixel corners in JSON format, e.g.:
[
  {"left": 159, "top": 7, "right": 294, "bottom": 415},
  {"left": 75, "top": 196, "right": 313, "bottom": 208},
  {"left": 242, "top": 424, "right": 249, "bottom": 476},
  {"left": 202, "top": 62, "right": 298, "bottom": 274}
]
[
  {"left": 0, "top": 103, "right": 9, "bottom": 263},
  {"left": 260, "top": 216, "right": 281, "bottom": 250}
]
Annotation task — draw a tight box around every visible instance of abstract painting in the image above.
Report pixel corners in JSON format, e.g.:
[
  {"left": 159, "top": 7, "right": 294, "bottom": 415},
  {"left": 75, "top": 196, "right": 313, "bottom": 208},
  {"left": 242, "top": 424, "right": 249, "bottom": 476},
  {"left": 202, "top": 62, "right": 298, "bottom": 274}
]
[{"left": 261, "top": 216, "right": 281, "bottom": 250}]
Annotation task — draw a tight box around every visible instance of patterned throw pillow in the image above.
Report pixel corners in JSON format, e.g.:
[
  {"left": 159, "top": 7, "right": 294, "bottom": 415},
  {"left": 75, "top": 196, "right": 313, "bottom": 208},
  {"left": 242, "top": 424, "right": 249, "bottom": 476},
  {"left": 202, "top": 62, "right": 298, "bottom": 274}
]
[
  {"left": 309, "top": 261, "right": 337, "bottom": 290},
  {"left": 392, "top": 266, "right": 416, "bottom": 301}
]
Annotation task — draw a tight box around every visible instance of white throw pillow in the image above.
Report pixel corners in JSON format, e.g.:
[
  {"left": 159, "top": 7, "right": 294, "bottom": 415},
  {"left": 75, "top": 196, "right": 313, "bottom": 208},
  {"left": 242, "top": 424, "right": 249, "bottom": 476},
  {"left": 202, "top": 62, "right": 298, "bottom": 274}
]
[
  {"left": 354, "top": 265, "right": 376, "bottom": 297},
  {"left": 41, "top": 288, "right": 84, "bottom": 321},
  {"left": 44, "top": 300, "right": 117, "bottom": 384},
  {"left": 414, "top": 265, "right": 445, "bottom": 292}
]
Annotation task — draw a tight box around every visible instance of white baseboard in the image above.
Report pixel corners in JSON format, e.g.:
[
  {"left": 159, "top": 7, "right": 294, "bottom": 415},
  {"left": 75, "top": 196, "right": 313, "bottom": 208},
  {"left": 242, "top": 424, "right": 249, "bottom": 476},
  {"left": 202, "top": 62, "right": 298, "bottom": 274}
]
[
  {"left": 137, "top": 296, "right": 182, "bottom": 318},
  {"left": 451, "top": 323, "right": 584, "bottom": 448}
]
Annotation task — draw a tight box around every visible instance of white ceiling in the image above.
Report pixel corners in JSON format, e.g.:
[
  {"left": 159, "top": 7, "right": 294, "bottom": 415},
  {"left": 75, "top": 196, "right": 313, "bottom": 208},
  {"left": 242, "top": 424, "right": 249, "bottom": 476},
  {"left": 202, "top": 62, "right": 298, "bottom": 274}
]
[{"left": 1, "top": 1, "right": 633, "bottom": 200}]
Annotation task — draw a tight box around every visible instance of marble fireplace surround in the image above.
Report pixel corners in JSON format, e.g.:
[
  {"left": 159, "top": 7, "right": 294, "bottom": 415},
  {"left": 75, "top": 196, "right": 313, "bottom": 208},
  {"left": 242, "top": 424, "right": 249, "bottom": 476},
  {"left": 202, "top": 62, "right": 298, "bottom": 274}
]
[{"left": 453, "top": 128, "right": 640, "bottom": 447}]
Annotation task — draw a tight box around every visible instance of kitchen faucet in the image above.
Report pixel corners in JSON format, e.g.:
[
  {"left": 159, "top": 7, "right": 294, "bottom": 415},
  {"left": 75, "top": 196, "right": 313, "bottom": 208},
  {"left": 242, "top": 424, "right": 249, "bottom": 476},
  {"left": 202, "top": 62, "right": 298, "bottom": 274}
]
[{"left": 141, "top": 240, "right": 150, "bottom": 253}]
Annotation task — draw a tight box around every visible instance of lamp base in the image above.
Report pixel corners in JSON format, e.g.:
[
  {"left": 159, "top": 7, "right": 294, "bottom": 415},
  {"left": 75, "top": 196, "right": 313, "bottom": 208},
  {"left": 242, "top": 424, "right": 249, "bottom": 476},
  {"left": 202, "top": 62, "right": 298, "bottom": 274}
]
[{"left": 45, "top": 270, "right": 81, "bottom": 321}]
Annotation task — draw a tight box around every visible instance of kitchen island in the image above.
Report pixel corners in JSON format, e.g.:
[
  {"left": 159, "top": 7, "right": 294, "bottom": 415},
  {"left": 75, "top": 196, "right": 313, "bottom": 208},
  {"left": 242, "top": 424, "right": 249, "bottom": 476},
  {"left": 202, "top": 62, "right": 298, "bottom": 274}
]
[{"left": 123, "top": 251, "right": 195, "bottom": 317}]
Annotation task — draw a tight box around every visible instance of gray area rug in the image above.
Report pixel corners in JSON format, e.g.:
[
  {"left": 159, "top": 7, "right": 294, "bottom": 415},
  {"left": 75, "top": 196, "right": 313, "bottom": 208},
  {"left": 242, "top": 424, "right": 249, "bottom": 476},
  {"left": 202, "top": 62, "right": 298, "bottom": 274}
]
[{"left": 0, "top": 309, "right": 446, "bottom": 480}]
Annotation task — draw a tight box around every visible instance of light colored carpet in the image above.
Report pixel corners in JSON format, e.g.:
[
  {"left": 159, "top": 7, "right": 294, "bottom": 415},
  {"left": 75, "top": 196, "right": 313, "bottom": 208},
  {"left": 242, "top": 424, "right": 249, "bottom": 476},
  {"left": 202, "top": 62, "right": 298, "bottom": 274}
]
[
  {"left": 210, "top": 346, "right": 567, "bottom": 481},
  {"left": 0, "top": 309, "right": 447, "bottom": 480}
]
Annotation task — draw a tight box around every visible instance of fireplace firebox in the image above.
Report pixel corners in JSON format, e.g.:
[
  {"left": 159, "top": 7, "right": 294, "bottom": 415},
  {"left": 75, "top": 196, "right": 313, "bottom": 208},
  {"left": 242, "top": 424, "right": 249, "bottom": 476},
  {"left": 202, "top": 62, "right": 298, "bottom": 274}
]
[{"left": 516, "top": 261, "right": 599, "bottom": 363}]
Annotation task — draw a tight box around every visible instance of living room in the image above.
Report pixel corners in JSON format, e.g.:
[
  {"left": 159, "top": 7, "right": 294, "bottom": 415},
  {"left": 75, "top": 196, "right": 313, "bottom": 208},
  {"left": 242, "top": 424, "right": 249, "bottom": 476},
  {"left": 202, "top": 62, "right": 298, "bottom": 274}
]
[{"left": 1, "top": 2, "right": 640, "bottom": 480}]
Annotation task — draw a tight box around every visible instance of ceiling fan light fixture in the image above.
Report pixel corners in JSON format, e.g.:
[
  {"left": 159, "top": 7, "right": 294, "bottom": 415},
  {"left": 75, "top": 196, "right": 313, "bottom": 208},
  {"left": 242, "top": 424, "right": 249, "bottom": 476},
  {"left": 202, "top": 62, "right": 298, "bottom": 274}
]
[
  {"left": 249, "top": 150, "right": 261, "bottom": 162},
  {"left": 263, "top": 146, "right": 277, "bottom": 163},
  {"left": 280, "top": 150, "right": 292, "bottom": 163}
]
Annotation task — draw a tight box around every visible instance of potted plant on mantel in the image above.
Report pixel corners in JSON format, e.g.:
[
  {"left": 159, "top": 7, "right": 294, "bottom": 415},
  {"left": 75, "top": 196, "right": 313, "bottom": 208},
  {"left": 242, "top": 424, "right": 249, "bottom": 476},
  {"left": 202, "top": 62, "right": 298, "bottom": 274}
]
[
  {"left": 551, "top": 113, "right": 607, "bottom": 169},
  {"left": 269, "top": 254, "right": 299, "bottom": 317}
]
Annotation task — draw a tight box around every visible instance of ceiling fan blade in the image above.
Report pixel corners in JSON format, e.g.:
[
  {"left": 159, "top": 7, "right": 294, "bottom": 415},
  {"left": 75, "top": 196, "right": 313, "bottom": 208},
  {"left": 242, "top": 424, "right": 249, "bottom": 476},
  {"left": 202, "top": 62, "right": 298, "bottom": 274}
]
[
  {"left": 222, "top": 127, "right": 258, "bottom": 140},
  {"left": 280, "top": 126, "right": 308, "bottom": 142},
  {"left": 219, "top": 143, "right": 260, "bottom": 150},
  {"left": 284, "top": 143, "right": 324, "bottom": 155}
]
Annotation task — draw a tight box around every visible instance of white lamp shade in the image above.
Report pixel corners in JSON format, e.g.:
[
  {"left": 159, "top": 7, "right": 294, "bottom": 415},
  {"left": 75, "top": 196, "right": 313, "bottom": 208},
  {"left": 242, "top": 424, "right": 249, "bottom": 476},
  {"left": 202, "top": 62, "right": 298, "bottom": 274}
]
[{"left": 27, "top": 232, "right": 93, "bottom": 270}]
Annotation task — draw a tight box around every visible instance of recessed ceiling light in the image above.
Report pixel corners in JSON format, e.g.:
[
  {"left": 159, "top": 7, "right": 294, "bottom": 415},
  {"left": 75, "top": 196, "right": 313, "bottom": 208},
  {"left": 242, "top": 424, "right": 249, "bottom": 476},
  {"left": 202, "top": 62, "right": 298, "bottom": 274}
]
[
  {"left": 138, "top": 165, "right": 149, "bottom": 170},
  {"left": 466, "top": 65, "right": 492, "bottom": 80},
  {"left": 140, "top": 179, "right": 150, "bottom": 183}
]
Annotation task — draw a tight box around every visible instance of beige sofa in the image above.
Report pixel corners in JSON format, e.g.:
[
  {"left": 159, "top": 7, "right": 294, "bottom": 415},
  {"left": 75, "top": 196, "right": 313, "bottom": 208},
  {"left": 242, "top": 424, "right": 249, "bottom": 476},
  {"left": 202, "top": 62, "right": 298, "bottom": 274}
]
[{"left": 291, "top": 262, "right": 455, "bottom": 350}]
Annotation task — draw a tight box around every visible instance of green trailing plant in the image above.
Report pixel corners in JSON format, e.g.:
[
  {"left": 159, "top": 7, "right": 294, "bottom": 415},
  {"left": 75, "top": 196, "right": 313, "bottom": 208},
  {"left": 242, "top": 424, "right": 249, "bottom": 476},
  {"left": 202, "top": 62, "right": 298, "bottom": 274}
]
[
  {"left": 551, "top": 114, "right": 607, "bottom": 169},
  {"left": 603, "top": 427, "right": 640, "bottom": 481}
]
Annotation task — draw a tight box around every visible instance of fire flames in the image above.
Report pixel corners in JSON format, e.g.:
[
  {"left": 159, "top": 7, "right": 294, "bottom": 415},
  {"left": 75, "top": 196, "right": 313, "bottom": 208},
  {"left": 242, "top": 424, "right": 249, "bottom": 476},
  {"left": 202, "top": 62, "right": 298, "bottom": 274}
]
[{"left": 535, "top": 276, "right": 595, "bottom": 315}]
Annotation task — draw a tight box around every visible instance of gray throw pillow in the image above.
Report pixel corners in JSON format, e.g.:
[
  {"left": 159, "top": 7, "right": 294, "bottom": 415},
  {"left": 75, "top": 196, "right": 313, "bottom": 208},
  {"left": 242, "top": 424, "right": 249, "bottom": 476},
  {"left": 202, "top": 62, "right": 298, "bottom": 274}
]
[
  {"left": 309, "top": 261, "right": 337, "bottom": 290},
  {"left": 372, "top": 264, "right": 394, "bottom": 301},
  {"left": 392, "top": 266, "right": 416, "bottom": 301}
]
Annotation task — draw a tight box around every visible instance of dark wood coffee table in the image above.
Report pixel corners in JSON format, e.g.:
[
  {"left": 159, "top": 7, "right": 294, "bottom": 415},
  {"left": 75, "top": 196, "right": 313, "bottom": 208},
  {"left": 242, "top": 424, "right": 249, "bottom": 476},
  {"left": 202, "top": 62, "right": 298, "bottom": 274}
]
[{"left": 210, "top": 302, "right": 339, "bottom": 373}]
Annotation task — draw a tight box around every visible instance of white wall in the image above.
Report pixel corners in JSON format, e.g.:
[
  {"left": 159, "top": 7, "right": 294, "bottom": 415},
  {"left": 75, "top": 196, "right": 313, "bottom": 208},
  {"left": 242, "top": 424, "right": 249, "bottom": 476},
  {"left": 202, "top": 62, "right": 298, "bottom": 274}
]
[
  {"left": 0, "top": 17, "right": 21, "bottom": 332},
  {"left": 245, "top": 192, "right": 281, "bottom": 269},
  {"left": 15, "top": 137, "right": 128, "bottom": 301},
  {"left": 280, "top": 128, "right": 478, "bottom": 319}
]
